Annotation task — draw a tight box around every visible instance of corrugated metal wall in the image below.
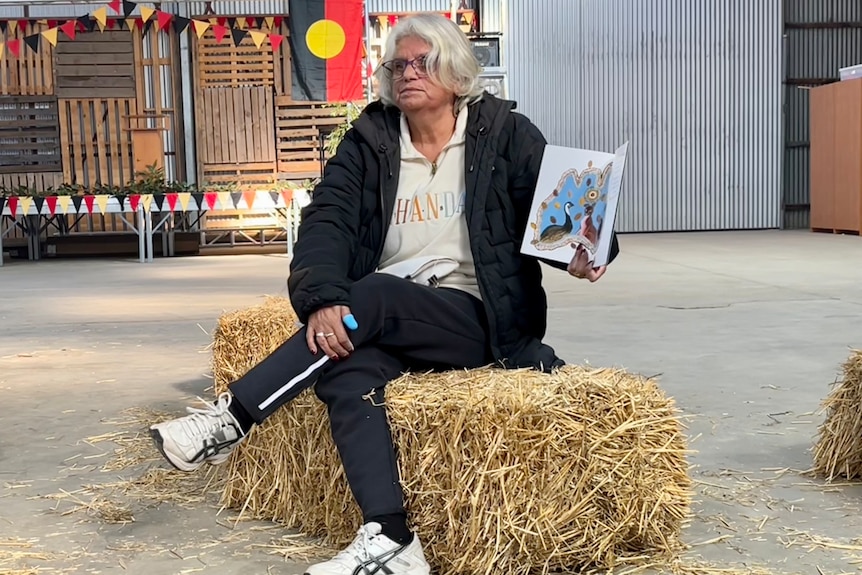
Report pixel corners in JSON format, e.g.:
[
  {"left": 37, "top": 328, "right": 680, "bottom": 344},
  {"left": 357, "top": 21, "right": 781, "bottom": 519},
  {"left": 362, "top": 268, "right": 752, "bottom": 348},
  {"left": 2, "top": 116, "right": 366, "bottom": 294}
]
[
  {"left": 505, "top": 0, "right": 783, "bottom": 232},
  {"left": 783, "top": 0, "right": 862, "bottom": 229}
]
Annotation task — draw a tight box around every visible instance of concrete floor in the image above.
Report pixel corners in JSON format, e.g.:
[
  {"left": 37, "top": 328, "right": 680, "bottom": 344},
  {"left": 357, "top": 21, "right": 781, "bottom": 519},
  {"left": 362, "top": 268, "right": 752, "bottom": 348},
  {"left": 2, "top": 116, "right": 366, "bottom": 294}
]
[{"left": 1, "top": 229, "right": 861, "bottom": 574}]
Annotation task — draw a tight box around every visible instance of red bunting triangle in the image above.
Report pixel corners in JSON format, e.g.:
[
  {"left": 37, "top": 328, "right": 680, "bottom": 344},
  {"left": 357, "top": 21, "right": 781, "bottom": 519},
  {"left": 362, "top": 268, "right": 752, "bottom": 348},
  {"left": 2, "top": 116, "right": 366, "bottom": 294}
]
[
  {"left": 19, "top": 19, "right": 29, "bottom": 32},
  {"left": 217, "top": 16, "right": 227, "bottom": 27},
  {"left": 83, "top": 195, "right": 95, "bottom": 214},
  {"left": 46, "top": 195, "right": 58, "bottom": 216},
  {"left": 47, "top": 19, "right": 58, "bottom": 28},
  {"left": 273, "top": 16, "right": 283, "bottom": 28},
  {"left": 7, "top": 39, "right": 20, "bottom": 58},
  {"left": 280, "top": 189, "right": 293, "bottom": 206},
  {"left": 107, "top": 18, "right": 117, "bottom": 29},
  {"left": 135, "top": 18, "right": 145, "bottom": 32},
  {"left": 166, "top": 192, "right": 179, "bottom": 211},
  {"left": 269, "top": 33, "right": 284, "bottom": 53},
  {"left": 245, "top": 17, "right": 256, "bottom": 28},
  {"left": 129, "top": 194, "right": 141, "bottom": 212},
  {"left": 204, "top": 192, "right": 218, "bottom": 210},
  {"left": 7, "top": 196, "right": 18, "bottom": 216},
  {"left": 242, "top": 190, "right": 256, "bottom": 209},
  {"left": 108, "top": 0, "right": 121, "bottom": 13},
  {"left": 156, "top": 11, "right": 172, "bottom": 30},
  {"left": 213, "top": 24, "right": 228, "bottom": 43},
  {"left": 59, "top": 20, "right": 76, "bottom": 40}
]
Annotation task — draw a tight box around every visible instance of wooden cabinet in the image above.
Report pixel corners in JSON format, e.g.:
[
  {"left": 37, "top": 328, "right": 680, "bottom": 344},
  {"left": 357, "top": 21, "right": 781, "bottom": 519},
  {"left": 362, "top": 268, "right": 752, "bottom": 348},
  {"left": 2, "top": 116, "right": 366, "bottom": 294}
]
[{"left": 810, "top": 79, "right": 862, "bottom": 234}]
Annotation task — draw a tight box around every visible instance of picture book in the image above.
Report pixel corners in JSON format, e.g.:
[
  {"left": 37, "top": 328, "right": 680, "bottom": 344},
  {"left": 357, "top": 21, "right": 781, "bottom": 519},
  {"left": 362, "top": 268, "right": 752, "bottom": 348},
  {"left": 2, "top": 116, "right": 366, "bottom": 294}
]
[{"left": 520, "top": 142, "right": 629, "bottom": 268}]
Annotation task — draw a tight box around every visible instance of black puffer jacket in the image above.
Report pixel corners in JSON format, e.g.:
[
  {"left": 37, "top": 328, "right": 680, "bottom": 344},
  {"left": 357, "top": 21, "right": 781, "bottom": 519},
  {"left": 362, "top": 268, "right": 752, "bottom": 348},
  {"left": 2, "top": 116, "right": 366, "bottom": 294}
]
[{"left": 288, "top": 93, "right": 619, "bottom": 371}]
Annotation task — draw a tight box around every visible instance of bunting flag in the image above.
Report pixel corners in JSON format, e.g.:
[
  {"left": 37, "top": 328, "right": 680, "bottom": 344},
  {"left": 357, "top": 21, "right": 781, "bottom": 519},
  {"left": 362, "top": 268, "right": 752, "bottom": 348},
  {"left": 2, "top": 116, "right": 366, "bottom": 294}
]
[
  {"left": 41, "top": 27, "right": 59, "bottom": 47},
  {"left": 122, "top": 0, "right": 136, "bottom": 17},
  {"left": 165, "top": 192, "right": 178, "bottom": 211},
  {"left": 93, "top": 7, "right": 108, "bottom": 31},
  {"left": 264, "top": 16, "right": 275, "bottom": 30},
  {"left": 0, "top": 196, "right": 5, "bottom": 216},
  {"left": 108, "top": 0, "right": 121, "bottom": 14},
  {"left": 139, "top": 5, "right": 155, "bottom": 22},
  {"left": 156, "top": 11, "right": 172, "bottom": 31},
  {"left": 270, "top": 33, "right": 284, "bottom": 53},
  {"left": 217, "top": 191, "right": 232, "bottom": 210},
  {"left": 242, "top": 190, "right": 256, "bottom": 209},
  {"left": 7, "top": 196, "right": 18, "bottom": 216},
  {"left": 19, "top": 196, "right": 33, "bottom": 215},
  {"left": 0, "top": 43, "right": 4, "bottom": 60},
  {"left": 280, "top": 189, "right": 293, "bottom": 206},
  {"left": 230, "top": 191, "right": 243, "bottom": 208},
  {"left": 70, "top": 196, "right": 83, "bottom": 213},
  {"left": 287, "top": 0, "right": 364, "bottom": 102},
  {"left": 173, "top": 16, "right": 191, "bottom": 34},
  {"left": 23, "top": 34, "right": 39, "bottom": 54},
  {"left": 230, "top": 27, "right": 247, "bottom": 47},
  {"left": 83, "top": 195, "right": 95, "bottom": 214},
  {"left": 152, "top": 193, "right": 165, "bottom": 211},
  {"left": 140, "top": 194, "right": 153, "bottom": 211},
  {"left": 192, "top": 19, "right": 210, "bottom": 39},
  {"left": 45, "top": 196, "right": 58, "bottom": 216},
  {"left": 59, "top": 20, "right": 77, "bottom": 40},
  {"left": 249, "top": 30, "right": 267, "bottom": 48},
  {"left": 95, "top": 194, "right": 109, "bottom": 214},
  {"left": 33, "top": 196, "right": 45, "bottom": 214},
  {"left": 204, "top": 192, "right": 218, "bottom": 210},
  {"left": 178, "top": 192, "right": 192, "bottom": 211},
  {"left": 6, "top": 39, "right": 20, "bottom": 58},
  {"left": 212, "top": 24, "right": 229, "bottom": 43},
  {"left": 56, "top": 195, "right": 71, "bottom": 215},
  {"left": 129, "top": 194, "right": 141, "bottom": 212}
]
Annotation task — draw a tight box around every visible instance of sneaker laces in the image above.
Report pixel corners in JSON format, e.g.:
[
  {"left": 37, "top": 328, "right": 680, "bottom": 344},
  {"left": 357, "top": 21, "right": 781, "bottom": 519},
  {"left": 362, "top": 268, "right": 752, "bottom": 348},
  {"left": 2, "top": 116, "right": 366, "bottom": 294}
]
[
  {"left": 331, "top": 523, "right": 402, "bottom": 567},
  {"left": 179, "top": 392, "right": 237, "bottom": 441}
]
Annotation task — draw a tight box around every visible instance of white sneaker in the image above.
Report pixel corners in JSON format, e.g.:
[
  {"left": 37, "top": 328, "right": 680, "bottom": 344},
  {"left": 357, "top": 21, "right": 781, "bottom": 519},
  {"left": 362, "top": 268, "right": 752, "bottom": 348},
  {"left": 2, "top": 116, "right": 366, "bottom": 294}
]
[
  {"left": 149, "top": 392, "right": 246, "bottom": 472},
  {"left": 305, "top": 522, "right": 431, "bottom": 575}
]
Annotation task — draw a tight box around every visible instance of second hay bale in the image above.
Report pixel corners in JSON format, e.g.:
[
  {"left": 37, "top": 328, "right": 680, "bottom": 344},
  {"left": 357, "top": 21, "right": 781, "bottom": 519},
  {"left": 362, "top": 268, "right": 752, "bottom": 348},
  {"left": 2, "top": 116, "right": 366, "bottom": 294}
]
[
  {"left": 212, "top": 296, "right": 693, "bottom": 574},
  {"left": 812, "top": 350, "right": 862, "bottom": 481}
]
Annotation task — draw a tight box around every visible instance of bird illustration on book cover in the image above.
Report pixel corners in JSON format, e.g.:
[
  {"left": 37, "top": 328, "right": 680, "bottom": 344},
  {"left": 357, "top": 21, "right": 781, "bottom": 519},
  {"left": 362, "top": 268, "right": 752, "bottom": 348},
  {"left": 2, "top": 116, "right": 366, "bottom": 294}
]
[{"left": 528, "top": 160, "right": 612, "bottom": 254}]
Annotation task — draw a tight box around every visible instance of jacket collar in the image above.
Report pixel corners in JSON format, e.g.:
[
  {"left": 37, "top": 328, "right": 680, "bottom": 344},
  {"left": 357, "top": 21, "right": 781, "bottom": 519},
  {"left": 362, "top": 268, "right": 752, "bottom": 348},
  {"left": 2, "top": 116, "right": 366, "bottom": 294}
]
[{"left": 352, "top": 93, "right": 516, "bottom": 151}]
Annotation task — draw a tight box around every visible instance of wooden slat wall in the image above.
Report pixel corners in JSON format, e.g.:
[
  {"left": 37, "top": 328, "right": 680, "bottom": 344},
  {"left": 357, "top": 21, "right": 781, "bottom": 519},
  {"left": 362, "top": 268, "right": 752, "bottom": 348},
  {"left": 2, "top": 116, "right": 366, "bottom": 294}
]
[
  {"left": 196, "top": 32, "right": 275, "bottom": 88},
  {"left": 0, "top": 95, "right": 62, "bottom": 174},
  {"left": 0, "top": 23, "right": 54, "bottom": 96},
  {"left": 0, "top": 171, "right": 63, "bottom": 192},
  {"left": 55, "top": 31, "right": 135, "bottom": 99},
  {"left": 275, "top": 97, "right": 346, "bottom": 177},
  {"left": 199, "top": 86, "right": 275, "bottom": 165},
  {"left": 57, "top": 98, "right": 137, "bottom": 188}
]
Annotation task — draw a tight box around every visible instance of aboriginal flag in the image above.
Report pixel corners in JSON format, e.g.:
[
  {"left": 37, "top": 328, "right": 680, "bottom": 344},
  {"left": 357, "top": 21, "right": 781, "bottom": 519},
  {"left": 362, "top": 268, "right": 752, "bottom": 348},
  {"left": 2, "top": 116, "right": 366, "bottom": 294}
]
[{"left": 288, "top": 0, "right": 364, "bottom": 102}]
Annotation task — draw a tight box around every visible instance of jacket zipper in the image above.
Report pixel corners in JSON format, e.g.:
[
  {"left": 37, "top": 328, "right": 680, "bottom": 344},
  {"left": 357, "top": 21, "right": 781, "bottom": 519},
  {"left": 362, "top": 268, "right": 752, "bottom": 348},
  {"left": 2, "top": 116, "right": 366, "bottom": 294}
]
[{"left": 374, "top": 144, "right": 392, "bottom": 266}]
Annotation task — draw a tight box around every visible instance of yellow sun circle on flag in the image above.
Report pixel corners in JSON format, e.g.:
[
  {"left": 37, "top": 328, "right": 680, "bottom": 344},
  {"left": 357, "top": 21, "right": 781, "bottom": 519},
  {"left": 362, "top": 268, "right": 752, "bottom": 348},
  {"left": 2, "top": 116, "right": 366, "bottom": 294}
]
[{"left": 306, "top": 19, "right": 346, "bottom": 59}]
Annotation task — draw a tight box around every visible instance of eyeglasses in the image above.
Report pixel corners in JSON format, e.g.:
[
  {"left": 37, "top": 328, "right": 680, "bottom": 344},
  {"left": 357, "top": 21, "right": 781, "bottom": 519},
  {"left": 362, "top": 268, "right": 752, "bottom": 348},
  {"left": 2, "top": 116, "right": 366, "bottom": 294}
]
[{"left": 381, "top": 55, "right": 429, "bottom": 78}]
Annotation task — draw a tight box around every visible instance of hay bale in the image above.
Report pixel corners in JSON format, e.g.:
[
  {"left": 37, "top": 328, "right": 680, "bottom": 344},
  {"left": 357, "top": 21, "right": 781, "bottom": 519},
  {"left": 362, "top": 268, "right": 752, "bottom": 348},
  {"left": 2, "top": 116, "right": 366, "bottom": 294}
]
[
  {"left": 812, "top": 350, "right": 862, "bottom": 481},
  {"left": 212, "top": 296, "right": 692, "bottom": 574}
]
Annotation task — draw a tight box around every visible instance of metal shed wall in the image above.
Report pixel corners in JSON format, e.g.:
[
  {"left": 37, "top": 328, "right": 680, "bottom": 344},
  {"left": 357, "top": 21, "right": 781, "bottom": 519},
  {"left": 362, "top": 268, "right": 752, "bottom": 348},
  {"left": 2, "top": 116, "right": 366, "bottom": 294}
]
[
  {"left": 504, "top": 0, "right": 784, "bottom": 232},
  {"left": 783, "top": 0, "right": 862, "bottom": 229}
]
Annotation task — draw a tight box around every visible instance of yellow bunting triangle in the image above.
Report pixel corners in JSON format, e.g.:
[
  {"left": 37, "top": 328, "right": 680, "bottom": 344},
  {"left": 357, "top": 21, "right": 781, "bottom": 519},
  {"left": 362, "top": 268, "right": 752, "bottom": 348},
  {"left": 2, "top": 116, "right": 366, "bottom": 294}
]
[
  {"left": 192, "top": 19, "right": 210, "bottom": 39},
  {"left": 95, "top": 194, "right": 109, "bottom": 214},
  {"left": 0, "top": 43, "right": 5, "bottom": 61},
  {"left": 139, "top": 6, "right": 155, "bottom": 22},
  {"left": 140, "top": 194, "right": 153, "bottom": 211},
  {"left": 236, "top": 18, "right": 246, "bottom": 30},
  {"left": 178, "top": 192, "right": 191, "bottom": 212},
  {"left": 126, "top": 18, "right": 137, "bottom": 32},
  {"left": 41, "top": 27, "right": 59, "bottom": 47},
  {"left": 19, "top": 196, "right": 33, "bottom": 215},
  {"left": 248, "top": 29, "right": 267, "bottom": 48},
  {"left": 208, "top": 17, "right": 218, "bottom": 26},
  {"left": 92, "top": 7, "right": 108, "bottom": 30},
  {"left": 264, "top": 16, "right": 274, "bottom": 29},
  {"left": 463, "top": 12, "right": 474, "bottom": 25},
  {"left": 377, "top": 15, "right": 387, "bottom": 29},
  {"left": 8, "top": 21, "right": 17, "bottom": 35},
  {"left": 56, "top": 195, "right": 71, "bottom": 214},
  {"left": 217, "top": 191, "right": 232, "bottom": 209}
]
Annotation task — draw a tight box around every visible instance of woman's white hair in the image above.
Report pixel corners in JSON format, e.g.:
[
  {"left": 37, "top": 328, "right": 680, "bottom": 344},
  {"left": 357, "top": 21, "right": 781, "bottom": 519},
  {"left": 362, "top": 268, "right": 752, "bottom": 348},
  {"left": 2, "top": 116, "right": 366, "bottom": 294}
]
[{"left": 374, "top": 13, "right": 486, "bottom": 110}]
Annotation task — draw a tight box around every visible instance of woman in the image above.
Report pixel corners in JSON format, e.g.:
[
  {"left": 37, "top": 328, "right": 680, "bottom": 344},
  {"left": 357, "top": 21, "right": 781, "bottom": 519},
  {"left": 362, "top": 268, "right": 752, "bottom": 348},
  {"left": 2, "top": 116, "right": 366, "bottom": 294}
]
[{"left": 150, "top": 13, "right": 619, "bottom": 575}]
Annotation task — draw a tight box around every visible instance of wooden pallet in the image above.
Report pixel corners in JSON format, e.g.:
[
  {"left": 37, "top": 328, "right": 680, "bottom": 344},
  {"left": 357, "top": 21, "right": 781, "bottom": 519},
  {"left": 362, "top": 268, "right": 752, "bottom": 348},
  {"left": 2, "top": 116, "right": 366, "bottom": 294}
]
[
  {"left": 0, "top": 95, "right": 62, "bottom": 176},
  {"left": 201, "top": 162, "right": 278, "bottom": 189},
  {"left": 0, "top": 172, "right": 64, "bottom": 192},
  {"left": 275, "top": 97, "right": 347, "bottom": 177}
]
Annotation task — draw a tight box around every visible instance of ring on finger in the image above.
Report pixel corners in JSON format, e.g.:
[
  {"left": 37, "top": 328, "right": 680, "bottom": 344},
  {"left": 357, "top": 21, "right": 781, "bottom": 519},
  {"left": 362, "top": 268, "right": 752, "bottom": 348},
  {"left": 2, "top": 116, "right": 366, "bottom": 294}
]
[
  {"left": 324, "top": 333, "right": 335, "bottom": 337},
  {"left": 315, "top": 332, "right": 325, "bottom": 337}
]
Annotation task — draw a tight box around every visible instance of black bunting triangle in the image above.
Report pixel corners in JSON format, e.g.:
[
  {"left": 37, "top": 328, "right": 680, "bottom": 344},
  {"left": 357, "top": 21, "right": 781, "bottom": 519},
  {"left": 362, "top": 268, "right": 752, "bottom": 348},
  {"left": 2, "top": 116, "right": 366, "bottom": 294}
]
[
  {"left": 122, "top": 0, "right": 136, "bottom": 17},
  {"left": 269, "top": 191, "right": 280, "bottom": 206},
  {"left": 229, "top": 191, "right": 243, "bottom": 209},
  {"left": 32, "top": 196, "right": 45, "bottom": 214},
  {"left": 226, "top": 17, "right": 237, "bottom": 29},
  {"left": 0, "top": 197, "right": 6, "bottom": 216},
  {"left": 23, "top": 34, "right": 40, "bottom": 54},
  {"left": 0, "top": 21, "right": 8, "bottom": 34},
  {"left": 71, "top": 195, "right": 83, "bottom": 213},
  {"left": 77, "top": 15, "right": 95, "bottom": 32},
  {"left": 142, "top": 19, "right": 154, "bottom": 37},
  {"left": 230, "top": 27, "right": 247, "bottom": 47},
  {"left": 173, "top": 15, "right": 191, "bottom": 34},
  {"left": 152, "top": 193, "right": 166, "bottom": 211},
  {"left": 191, "top": 192, "right": 205, "bottom": 211}
]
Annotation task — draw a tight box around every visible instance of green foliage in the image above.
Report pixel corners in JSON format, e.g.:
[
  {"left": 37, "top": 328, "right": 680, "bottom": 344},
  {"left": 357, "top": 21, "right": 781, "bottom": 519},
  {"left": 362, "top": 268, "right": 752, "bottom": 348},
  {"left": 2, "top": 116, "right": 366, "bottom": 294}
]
[{"left": 325, "top": 102, "right": 365, "bottom": 157}]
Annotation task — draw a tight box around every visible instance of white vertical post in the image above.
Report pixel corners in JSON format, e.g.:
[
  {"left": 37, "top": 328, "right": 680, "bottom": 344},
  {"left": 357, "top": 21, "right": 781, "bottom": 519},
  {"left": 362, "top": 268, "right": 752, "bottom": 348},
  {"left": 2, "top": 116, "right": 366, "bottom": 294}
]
[{"left": 364, "top": 0, "right": 374, "bottom": 103}]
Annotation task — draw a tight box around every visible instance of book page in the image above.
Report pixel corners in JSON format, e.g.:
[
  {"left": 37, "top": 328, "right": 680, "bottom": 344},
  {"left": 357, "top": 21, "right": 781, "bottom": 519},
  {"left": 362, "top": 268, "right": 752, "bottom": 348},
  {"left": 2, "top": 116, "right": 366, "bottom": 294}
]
[
  {"left": 593, "top": 141, "right": 629, "bottom": 267},
  {"left": 520, "top": 144, "right": 618, "bottom": 266}
]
